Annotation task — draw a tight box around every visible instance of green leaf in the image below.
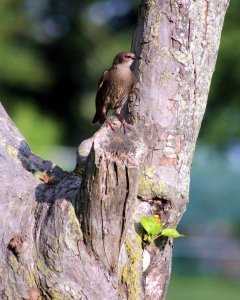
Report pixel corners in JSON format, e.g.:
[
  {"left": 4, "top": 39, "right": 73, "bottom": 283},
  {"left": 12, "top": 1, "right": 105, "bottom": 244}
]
[
  {"left": 147, "top": 236, "right": 154, "bottom": 243},
  {"left": 161, "top": 228, "right": 184, "bottom": 238},
  {"left": 141, "top": 215, "right": 162, "bottom": 236}
]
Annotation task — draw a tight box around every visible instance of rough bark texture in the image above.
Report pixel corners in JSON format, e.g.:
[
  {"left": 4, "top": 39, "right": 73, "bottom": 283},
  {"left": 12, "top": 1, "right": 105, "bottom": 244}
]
[
  {"left": 128, "top": 0, "right": 229, "bottom": 298},
  {"left": 0, "top": 105, "right": 120, "bottom": 299},
  {"left": 76, "top": 123, "right": 147, "bottom": 272},
  {"left": 0, "top": 1, "right": 229, "bottom": 299}
]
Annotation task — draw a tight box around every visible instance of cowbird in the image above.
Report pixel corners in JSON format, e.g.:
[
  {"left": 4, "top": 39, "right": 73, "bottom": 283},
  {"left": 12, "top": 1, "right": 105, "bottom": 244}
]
[{"left": 92, "top": 51, "right": 137, "bottom": 125}]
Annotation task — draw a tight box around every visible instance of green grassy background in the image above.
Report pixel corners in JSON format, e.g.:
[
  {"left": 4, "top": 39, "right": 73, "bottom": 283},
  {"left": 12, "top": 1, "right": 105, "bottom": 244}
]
[
  {"left": 1, "top": 1, "right": 239, "bottom": 297},
  {"left": 167, "top": 276, "right": 240, "bottom": 300}
]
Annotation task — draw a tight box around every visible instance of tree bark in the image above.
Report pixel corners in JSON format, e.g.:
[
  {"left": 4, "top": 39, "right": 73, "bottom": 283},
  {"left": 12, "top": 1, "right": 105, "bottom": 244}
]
[
  {"left": 0, "top": 1, "right": 229, "bottom": 299},
  {"left": 128, "top": 0, "right": 229, "bottom": 298}
]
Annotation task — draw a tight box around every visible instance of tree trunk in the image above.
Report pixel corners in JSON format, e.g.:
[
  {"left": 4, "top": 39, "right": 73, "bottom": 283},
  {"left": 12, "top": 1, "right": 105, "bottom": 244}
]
[
  {"left": 129, "top": 0, "right": 229, "bottom": 298},
  {"left": 0, "top": 1, "right": 229, "bottom": 299}
]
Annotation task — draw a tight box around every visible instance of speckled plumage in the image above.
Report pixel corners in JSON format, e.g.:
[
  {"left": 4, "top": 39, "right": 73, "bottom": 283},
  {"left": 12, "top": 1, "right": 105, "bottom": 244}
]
[{"left": 92, "top": 51, "right": 137, "bottom": 125}]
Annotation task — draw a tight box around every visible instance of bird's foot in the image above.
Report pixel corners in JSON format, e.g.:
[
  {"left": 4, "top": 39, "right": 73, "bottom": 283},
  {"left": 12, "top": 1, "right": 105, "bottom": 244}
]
[
  {"left": 114, "top": 113, "right": 132, "bottom": 135},
  {"left": 105, "top": 114, "right": 132, "bottom": 134},
  {"left": 105, "top": 118, "right": 118, "bottom": 132}
]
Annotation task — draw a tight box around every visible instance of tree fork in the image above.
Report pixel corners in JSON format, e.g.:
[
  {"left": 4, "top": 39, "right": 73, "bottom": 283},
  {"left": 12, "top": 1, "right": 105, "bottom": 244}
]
[
  {"left": 76, "top": 122, "right": 147, "bottom": 272},
  {"left": 0, "top": 0, "right": 229, "bottom": 299}
]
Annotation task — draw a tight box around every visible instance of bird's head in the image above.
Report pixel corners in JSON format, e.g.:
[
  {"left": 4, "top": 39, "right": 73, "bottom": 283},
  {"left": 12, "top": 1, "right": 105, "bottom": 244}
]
[{"left": 112, "top": 51, "right": 138, "bottom": 68}]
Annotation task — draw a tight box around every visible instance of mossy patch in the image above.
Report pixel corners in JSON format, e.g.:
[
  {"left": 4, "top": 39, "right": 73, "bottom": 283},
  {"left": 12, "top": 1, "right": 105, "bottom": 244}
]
[
  {"left": 138, "top": 166, "right": 170, "bottom": 200},
  {"left": 121, "top": 235, "right": 143, "bottom": 300},
  {"left": 5, "top": 145, "right": 17, "bottom": 160}
]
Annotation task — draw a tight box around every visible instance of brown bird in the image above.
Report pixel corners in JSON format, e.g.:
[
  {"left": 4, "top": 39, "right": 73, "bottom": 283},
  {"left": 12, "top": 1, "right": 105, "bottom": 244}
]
[{"left": 92, "top": 51, "right": 137, "bottom": 125}]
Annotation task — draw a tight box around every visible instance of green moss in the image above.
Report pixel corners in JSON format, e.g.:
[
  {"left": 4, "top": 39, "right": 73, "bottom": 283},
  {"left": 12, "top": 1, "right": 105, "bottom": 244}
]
[
  {"left": 57, "top": 233, "right": 64, "bottom": 249},
  {"left": 66, "top": 206, "right": 82, "bottom": 246},
  {"left": 150, "top": 13, "right": 162, "bottom": 38},
  {"left": 58, "top": 206, "right": 83, "bottom": 255},
  {"left": 5, "top": 145, "right": 17, "bottom": 160},
  {"left": 138, "top": 166, "right": 170, "bottom": 200},
  {"left": 8, "top": 254, "right": 20, "bottom": 271},
  {"left": 26, "top": 271, "right": 37, "bottom": 287},
  {"left": 158, "top": 179, "right": 168, "bottom": 194},
  {"left": 160, "top": 70, "right": 173, "bottom": 85},
  {"left": 68, "top": 206, "right": 82, "bottom": 239},
  {"left": 51, "top": 291, "right": 64, "bottom": 300},
  {"left": 169, "top": 48, "right": 190, "bottom": 64},
  {"left": 37, "top": 259, "right": 51, "bottom": 277},
  {"left": 145, "top": 1, "right": 151, "bottom": 19},
  {"left": 121, "top": 235, "right": 143, "bottom": 300},
  {"left": 8, "top": 253, "right": 38, "bottom": 291},
  {"left": 145, "top": 0, "right": 157, "bottom": 19}
]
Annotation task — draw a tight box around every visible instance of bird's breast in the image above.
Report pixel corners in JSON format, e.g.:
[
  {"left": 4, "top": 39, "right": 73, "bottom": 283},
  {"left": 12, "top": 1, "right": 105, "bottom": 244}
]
[
  {"left": 109, "top": 69, "right": 133, "bottom": 90},
  {"left": 102, "top": 68, "right": 135, "bottom": 109}
]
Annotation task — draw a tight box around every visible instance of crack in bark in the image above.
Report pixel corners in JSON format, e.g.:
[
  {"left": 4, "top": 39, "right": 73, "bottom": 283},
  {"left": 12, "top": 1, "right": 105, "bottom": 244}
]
[
  {"left": 104, "top": 158, "right": 109, "bottom": 195},
  {"left": 187, "top": 19, "right": 191, "bottom": 49},
  {"left": 113, "top": 162, "right": 118, "bottom": 186},
  {"left": 101, "top": 194, "right": 111, "bottom": 271},
  {"left": 119, "top": 166, "right": 129, "bottom": 251},
  {"left": 0, "top": 0, "right": 230, "bottom": 297},
  {"left": 192, "top": 54, "right": 197, "bottom": 103},
  {"left": 169, "top": 1, "right": 174, "bottom": 48}
]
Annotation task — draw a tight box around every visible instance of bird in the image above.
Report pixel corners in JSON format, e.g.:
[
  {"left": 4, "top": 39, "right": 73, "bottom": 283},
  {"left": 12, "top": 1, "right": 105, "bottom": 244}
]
[{"left": 92, "top": 51, "right": 138, "bottom": 125}]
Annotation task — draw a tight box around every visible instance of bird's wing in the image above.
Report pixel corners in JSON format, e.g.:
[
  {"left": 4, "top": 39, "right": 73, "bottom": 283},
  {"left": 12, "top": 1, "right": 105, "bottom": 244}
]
[
  {"left": 93, "top": 70, "right": 110, "bottom": 124},
  {"left": 96, "top": 70, "right": 109, "bottom": 109},
  {"left": 97, "top": 70, "right": 108, "bottom": 92}
]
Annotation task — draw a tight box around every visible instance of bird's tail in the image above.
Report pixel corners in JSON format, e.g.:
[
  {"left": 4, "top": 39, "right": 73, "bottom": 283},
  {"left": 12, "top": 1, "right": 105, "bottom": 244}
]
[{"left": 91, "top": 112, "right": 105, "bottom": 125}]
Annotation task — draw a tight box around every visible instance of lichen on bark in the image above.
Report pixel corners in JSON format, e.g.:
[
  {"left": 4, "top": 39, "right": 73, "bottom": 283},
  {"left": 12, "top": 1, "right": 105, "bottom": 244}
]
[{"left": 0, "top": 0, "right": 230, "bottom": 299}]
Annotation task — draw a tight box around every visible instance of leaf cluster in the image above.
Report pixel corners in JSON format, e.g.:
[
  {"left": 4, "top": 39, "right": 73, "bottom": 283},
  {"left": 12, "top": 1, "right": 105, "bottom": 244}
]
[{"left": 141, "top": 215, "right": 184, "bottom": 244}]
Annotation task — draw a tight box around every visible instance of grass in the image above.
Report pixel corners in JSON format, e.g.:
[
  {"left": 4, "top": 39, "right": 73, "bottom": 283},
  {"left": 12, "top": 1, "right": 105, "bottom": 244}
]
[{"left": 166, "top": 275, "right": 240, "bottom": 300}]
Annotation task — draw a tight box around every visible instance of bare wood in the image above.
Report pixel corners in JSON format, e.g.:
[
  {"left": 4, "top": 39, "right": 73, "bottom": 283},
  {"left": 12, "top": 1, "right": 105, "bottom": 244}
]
[
  {"left": 0, "top": 104, "right": 120, "bottom": 299},
  {"left": 76, "top": 122, "right": 147, "bottom": 272}
]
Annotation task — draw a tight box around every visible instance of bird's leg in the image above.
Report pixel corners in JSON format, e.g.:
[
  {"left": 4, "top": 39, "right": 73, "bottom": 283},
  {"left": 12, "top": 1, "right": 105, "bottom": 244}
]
[
  {"left": 105, "top": 118, "right": 117, "bottom": 132},
  {"left": 104, "top": 113, "right": 132, "bottom": 135},
  {"left": 113, "top": 111, "right": 131, "bottom": 135},
  {"left": 104, "top": 111, "right": 119, "bottom": 132}
]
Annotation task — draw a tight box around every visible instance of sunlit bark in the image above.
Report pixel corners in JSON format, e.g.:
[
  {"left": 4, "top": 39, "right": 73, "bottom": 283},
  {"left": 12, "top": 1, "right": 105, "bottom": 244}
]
[{"left": 0, "top": 1, "right": 229, "bottom": 299}]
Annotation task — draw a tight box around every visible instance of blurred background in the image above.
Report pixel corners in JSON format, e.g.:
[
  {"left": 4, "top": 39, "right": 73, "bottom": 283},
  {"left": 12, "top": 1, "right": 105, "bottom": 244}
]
[{"left": 0, "top": 0, "right": 239, "bottom": 298}]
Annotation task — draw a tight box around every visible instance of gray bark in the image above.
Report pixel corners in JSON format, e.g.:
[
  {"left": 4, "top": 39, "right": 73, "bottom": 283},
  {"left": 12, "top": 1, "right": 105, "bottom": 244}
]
[
  {"left": 0, "top": 0, "right": 229, "bottom": 299},
  {"left": 127, "top": 0, "right": 229, "bottom": 298}
]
